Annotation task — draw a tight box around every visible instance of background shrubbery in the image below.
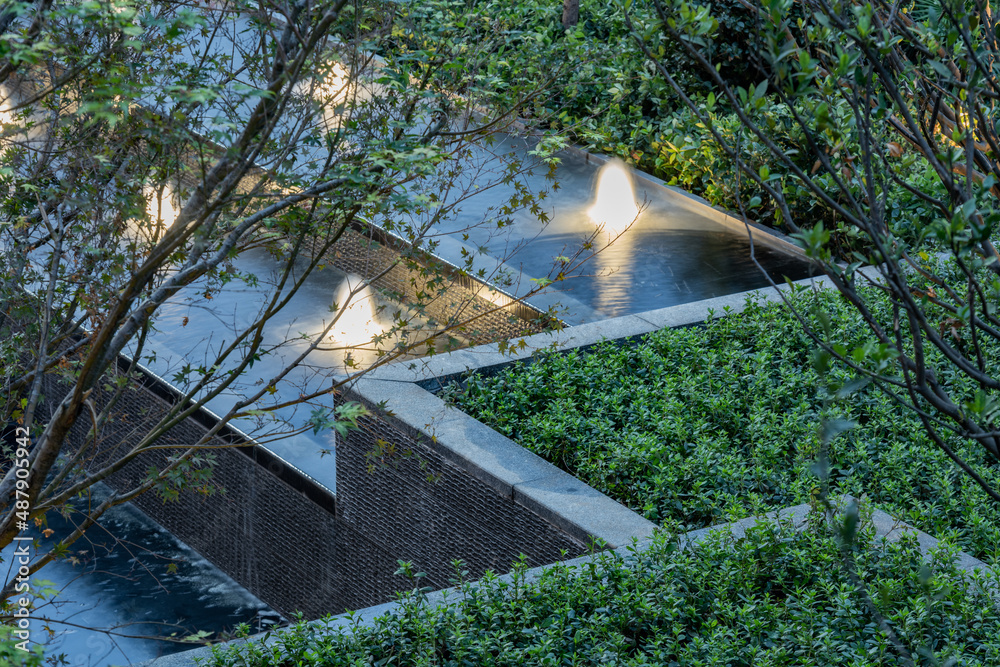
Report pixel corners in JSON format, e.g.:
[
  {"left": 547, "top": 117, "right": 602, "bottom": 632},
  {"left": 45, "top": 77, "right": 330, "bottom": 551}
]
[
  {"left": 386, "top": 0, "right": 768, "bottom": 205},
  {"left": 380, "top": 0, "right": 951, "bottom": 242}
]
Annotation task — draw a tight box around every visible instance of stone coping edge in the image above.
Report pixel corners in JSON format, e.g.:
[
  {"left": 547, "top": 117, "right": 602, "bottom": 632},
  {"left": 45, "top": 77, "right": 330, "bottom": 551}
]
[
  {"left": 340, "top": 376, "right": 657, "bottom": 548},
  {"left": 364, "top": 270, "right": 840, "bottom": 388},
  {"left": 338, "top": 265, "right": 892, "bottom": 571},
  {"left": 341, "top": 271, "right": 887, "bottom": 563},
  {"left": 137, "top": 495, "right": 994, "bottom": 667}
]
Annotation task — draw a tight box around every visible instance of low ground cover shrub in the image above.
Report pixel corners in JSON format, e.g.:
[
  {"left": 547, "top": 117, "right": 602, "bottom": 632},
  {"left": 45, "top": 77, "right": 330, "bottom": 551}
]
[
  {"left": 208, "top": 518, "right": 1000, "bottom": 666},
  {"left": 446, "top": 287, "right": 1000, "bottom": 567},
  {"left": 383, "top": 0, "right": 773, "bottom": 207},
  {"left": 377, "top": 0, "right": 952, "bottom": 243}
]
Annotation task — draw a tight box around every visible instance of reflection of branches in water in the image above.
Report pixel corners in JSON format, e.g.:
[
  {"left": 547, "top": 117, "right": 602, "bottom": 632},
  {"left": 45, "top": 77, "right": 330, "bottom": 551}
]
[
  {"left": 11, "top": 505, "right": 274, "bottom": 664},
  {"left": 3, "top": 511, "right": 184, "bottom": 628},
  {"left": 411, "top": 137, "right": 559, "bottom": 249},
  {"left": 28, "top": 614, "right": 248, "bottom": 667}
]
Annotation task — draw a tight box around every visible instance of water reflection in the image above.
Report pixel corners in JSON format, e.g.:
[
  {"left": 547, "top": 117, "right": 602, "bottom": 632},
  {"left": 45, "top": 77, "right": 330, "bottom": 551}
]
[
  {"left": 1, "top": 489, "right": 276, "bottom": 666},
  {"left": 507, "top": 228, "right": 812, "bottom": 319},
  {"left": 399, "top": 136, "right": 812, "bottom": 323}
]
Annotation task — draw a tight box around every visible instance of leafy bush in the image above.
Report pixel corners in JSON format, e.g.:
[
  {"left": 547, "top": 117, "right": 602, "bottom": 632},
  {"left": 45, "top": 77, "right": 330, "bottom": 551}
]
[
  {"left": 447, "top": 288, "right": 1000, "bottom": 566},
  {"left": 386, "top": 0, "right": 692, "bottom": 126},
  {"left": 380, "top": 0, "right": 954, "bottom": 244},
  {"left": 207, "top": 519, "right": 1000, "bottom": 666},
  {"left": 382, "top": 0, "right": 771, "bottom": 153},
  {"left": 628, "top": 102, "right": 783, "bottom": 220},
  {"left": 0, "top": 627, "right": 43, "bottom": 667}
]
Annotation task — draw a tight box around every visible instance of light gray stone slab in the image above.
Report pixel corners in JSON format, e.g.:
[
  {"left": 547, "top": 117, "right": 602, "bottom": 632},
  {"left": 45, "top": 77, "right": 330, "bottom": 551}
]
[
  {"left": 635, "top": 274, "right": 836, "bottom": 330},
  {"left": 534, "top": 313, "right": 660, "bottom": 350},
  {"left": 370, "top": 312, "right": 663, "bottom": 385},
  {"left": 436, "top": 314, "right": 654, "bottom": 368},
  {"left": 513, "top": 471, "right": 657, "bottom": 548},
  {"left": 681, "top": 497, "right": 994, "bottom": 584},
  {"left": 414, "top": 410, "right": 566, "bottom": 499},
  {"left": 679, "top": 503, "right": 813, "bottom": 548},
  {"left": 135, "top": 597, "right": 404, "bottom": 667},
  {"left": 343, "top": 378, "right": 462, "bottom": 443},
  {"left": 368, "top": 272, "right": 855, "bottom": 386},
  {"left": 868, "top": 506, "right": 994, "bottom": 582}
]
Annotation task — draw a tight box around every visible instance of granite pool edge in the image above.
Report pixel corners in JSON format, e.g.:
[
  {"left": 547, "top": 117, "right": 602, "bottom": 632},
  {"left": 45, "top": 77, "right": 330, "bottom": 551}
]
[
  {"left": 338, "top": 273, "right": 860, "bottom": 549},
  {"left": 339, "top": 273, "right": 857, "bottom": 552},
  {"left": 363, "top": 271, "right": 839, "bottom": 387}
]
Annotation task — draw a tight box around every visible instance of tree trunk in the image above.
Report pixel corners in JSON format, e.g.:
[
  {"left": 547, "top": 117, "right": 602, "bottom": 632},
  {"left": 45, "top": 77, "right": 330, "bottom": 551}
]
[{"left": 562, "top": 0, "right": 579, "bottom": 28}]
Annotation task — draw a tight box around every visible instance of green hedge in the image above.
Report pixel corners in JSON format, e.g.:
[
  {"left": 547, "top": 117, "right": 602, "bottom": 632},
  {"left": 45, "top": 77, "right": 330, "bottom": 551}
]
[
  {"left": 447, "top": 289, "right": 1000, "bottom": 567},
  {"left": 386, "top": 0, "right": 772, "bottom": 208},
  {"left": 207, "top": 520, "right": 1000, "bottom": 666},
  {"left": 378, "top": 0, "right": 950, "bottom": 243}
]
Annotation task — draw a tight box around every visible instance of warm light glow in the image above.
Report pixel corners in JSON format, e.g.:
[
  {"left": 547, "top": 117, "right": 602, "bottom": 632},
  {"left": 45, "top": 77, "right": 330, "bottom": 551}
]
[
  {"left": 300, "top": 62, "right": 352, "bottom": 132},
  {"left": 146, "top": 185, "right": 180, "bottom": 227},
  {"left": 0, "top": 90, "right": 13, "bottom": 128},
  {"left": 124, "top": 185, "right": 181, "bottom": 246},
  {"left": 318, "top": 62, "right": 351, "bottom": 102},
  {"left": 587, "top": 159, "right": 640, "bottom": 234},
  {"left": 330, "top": 275, "right": 385, "bottom": 348}
]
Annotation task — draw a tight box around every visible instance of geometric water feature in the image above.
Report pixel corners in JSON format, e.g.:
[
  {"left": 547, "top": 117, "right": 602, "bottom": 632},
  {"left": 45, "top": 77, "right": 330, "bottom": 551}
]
[
  {"left": 1, "top": 11, "right": 815, "bottom": 664},
  {"left": 99, "top": 127, "right": 815, "bottom": 661},
  {"left": 155, "top": 21, "right": 810, "bottom": 331},
  {"left": 412, "top": 137, "right": 813, "bottom": 325},
  {"left": 128, "top": 140, "right": 812, "bottom": 494}
]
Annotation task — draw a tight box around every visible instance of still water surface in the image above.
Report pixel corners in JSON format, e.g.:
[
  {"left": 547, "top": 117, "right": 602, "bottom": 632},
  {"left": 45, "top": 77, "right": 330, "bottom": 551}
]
[{"left": 3, "top": 490, "right": 277, "bottom": 666}]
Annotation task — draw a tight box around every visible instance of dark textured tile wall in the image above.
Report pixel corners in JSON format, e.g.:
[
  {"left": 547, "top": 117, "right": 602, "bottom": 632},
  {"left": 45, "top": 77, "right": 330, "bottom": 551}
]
[
  {"left": 337, "top": 409, "right": 589, "bottom": 594},
  {"left": 38, "top": 358, "right": 584, "bottom": 619}
]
